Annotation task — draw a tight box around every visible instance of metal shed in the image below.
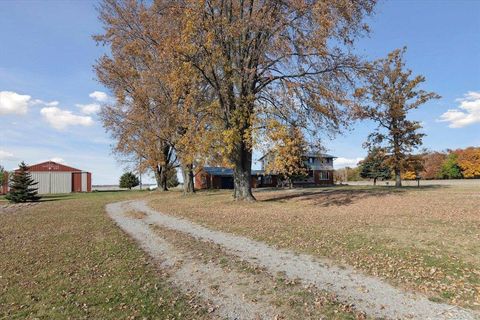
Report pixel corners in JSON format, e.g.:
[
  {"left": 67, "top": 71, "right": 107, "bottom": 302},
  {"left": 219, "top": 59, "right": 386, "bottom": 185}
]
[{"left": 13, "top": 161, "right": 92, "bottom": 194}]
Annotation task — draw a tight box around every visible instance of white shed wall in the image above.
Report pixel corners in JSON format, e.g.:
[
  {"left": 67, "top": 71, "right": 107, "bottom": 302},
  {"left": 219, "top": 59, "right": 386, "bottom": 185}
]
[
  {"left": 81, "top": 172, "right": 87, "bottom": 192},
  {"left": 31, "top": 172, "right": 72, "bottom": 194}
]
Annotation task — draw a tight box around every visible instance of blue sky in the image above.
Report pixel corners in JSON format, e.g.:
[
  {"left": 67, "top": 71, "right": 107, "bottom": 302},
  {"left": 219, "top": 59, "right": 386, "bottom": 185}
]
[{"left": 1, "top": 0, "right": 479, "bottom": 184}]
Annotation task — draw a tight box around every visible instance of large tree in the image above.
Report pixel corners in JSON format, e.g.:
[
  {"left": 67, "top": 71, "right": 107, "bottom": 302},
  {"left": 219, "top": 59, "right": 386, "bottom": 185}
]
[
  {"left": 357, "top": 48, "right": 440, "bottom": 187},
  {"left": 96, "top": 0, "right": 214, "bottom": 194},
  {"left": 168, "top": 0, "right": 376, "bottom": 200},
  {"left": 95, "top": 0, "right": 375, "bottom": 200}
]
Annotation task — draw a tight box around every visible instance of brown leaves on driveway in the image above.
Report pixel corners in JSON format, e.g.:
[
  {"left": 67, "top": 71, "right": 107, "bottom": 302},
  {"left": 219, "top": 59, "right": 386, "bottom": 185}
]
[{"left": 149, "top": 185, "right": 480, "bottom": 310}]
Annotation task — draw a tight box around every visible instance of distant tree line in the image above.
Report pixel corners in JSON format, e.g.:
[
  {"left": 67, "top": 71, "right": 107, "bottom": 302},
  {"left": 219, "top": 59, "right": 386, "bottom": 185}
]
[
  {"left": 417, "top": 147, "right": 480, "bottom": 180},
  {"left": 335, "top": 146, "right": 480, "bottom": 183}
]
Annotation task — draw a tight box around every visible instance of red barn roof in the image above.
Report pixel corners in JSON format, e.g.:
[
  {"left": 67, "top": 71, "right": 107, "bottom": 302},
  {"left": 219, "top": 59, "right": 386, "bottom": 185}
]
[{"left": 21, "top": 161, "right": 83, "bottom": 172}]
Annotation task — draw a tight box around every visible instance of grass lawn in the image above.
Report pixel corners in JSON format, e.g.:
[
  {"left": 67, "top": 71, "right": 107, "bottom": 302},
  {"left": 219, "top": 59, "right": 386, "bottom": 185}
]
[
  {"left": 0, "top": 191, "right": 207, "bottom": 319},
  {"left": 149, "top": 185, "right": 480, "bottom": 310}
]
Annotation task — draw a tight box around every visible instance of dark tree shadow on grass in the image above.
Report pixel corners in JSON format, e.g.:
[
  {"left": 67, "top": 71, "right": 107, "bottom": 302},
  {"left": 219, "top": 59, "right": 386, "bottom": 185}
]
[{"left": 261, "top": 185, "right": 447, "bottom": 207}]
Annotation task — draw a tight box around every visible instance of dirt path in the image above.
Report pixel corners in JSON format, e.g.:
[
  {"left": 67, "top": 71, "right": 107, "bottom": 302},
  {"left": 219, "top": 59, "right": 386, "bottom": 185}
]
[{"left": 107, "top": 200, "right": 479, "bottom": 320}]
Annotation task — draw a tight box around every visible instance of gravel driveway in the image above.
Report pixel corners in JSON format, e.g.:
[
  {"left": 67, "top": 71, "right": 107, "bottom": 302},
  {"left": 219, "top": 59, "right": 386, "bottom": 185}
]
[{"left": 107, "top": 200, "right": 479, "bottom": 320}]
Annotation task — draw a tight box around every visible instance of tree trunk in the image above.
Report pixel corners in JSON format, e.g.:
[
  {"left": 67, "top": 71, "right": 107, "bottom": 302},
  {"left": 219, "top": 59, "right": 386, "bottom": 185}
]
[
  {"left": 395, "top": 167, "right": 402, "bottom": 187},
  {"left": 182, "top": 164, "right": 195, "bottom": 194},
  {"left": 232, "top": 139, "right": 255, "bottom": 201},
  {"left": 154, "top": 165, "right": 168, "bottom": 191},
  {"left": 373, "top": 177, "right": 377, "bottom": 186}
]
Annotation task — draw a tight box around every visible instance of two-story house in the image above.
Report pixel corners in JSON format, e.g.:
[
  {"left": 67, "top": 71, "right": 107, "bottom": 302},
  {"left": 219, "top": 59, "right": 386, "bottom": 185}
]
[
  {"left": 195, "top": 153, "right": 336, "bottom": 189},
  {"left": 258, "top": 153, "right": 336, "bottom": 186}
]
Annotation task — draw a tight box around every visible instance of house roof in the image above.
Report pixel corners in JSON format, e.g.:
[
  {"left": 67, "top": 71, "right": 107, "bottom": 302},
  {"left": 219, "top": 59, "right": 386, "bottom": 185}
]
[
  {"left": 203, "top": 167, "right": 234, "bottom": 176},
  {"left": 203, "top": 167, "right": 266, "bottom": 177},
  {"left": 304, "top": 153, "right": 337, "bottom": 159},
  {"left": 258, "top": 152, "right": 337, "bottom": 161}
]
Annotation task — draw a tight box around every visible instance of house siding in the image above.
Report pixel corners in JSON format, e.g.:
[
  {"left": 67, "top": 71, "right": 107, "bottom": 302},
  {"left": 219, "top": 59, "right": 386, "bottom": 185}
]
[
  {"left": 195, "top": 170, "right": 278, "bottom": 190},
  {"left": 196, "top": 153, "right": 336, "bottom": 190}
]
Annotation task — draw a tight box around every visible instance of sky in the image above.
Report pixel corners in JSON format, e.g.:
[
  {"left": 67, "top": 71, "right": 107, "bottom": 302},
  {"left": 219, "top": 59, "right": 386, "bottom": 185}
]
[{"left": 0, "top": 0, "right": 479, "bottom": 184}]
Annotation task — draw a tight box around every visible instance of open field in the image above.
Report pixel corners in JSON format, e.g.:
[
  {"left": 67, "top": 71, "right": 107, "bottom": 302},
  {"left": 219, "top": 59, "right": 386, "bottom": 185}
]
[
  {"left": 1, "top": 186, "right": 479, "bottom": 319},
  {"left": 149, "top": 185, "right": 480, "bottom": 310},
  {"left": 0, "top": 192, "right": 208, "bottom": 319}
]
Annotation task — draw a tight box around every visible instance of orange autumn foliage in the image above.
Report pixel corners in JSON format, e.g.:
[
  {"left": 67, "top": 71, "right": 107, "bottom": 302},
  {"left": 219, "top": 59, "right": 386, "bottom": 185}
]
[
  {"left": 455, "top": 147, "right": 480, "bottom": 178},
  {"left": 402, "top": 171, "right": 417, "bottom": 180}
]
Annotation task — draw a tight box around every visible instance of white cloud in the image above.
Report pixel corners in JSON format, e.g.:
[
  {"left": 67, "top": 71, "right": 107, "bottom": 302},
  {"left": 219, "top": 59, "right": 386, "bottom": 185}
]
[
  {"left": 50, "top": 157, "right": 65, "bottom": 163},
  {"left": 40, "top": 107, "right": 94, "bottom": 130},
  {"left": 438, "top": 91, "right": 480, "bottom": 128},
  {"left": 0, "top": 91, "right": 31, "bottom": 115},
  {"left": 89, "top": 91, "right": 109, "bottom": 103},
  {"left": 334, "top": 157, "right": 364, "bottom": 169},
  {"left": 76, "top": 103, "right": 101, "bottom": 115},
  {"left": 32, "top": 99, "right": 59, "bottom": 107},
  {"left": 0, "top": 149, "right": 15, "bottom": 160}
]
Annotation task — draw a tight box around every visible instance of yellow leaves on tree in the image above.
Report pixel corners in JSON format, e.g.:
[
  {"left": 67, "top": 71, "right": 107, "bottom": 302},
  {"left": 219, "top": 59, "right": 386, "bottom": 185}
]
[
  {"left": 455, "top": 147, "right": 480, "bottom": 178},
  {"left": 264, "top": 120, "right": 308, "bottom": 185},
  {"left": 402, "top": 171, "right": 417, "bottom": 180}
]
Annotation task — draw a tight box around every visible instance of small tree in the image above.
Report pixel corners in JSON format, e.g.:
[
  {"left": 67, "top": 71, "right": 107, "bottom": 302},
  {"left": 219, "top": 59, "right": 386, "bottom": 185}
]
[
  {"left": 264, "top": 122, "right": 308, "bottom": 188},
  {"left": 6, "top": 162, "right": 41, "bottom": 203},
  {"left": 357, "top": 48, "right": 440, "bottom": 187},
  {"left": 359, "top": 148, "right": 391, "bottom": 186},
  {"left": 440, "top": 153, "right": 463, "bottom": 179},
  {"left": 401, "top": 156, "right": 424, "bottom": 182},
  {"left": 119, "top": 172, "right": 140, "bottom": 190}
]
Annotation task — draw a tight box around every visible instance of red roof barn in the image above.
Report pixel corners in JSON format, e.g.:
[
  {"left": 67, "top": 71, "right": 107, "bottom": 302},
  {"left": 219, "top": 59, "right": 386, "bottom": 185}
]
[{"left": 10, "top": 161, "right": 92, "bottom": 194}]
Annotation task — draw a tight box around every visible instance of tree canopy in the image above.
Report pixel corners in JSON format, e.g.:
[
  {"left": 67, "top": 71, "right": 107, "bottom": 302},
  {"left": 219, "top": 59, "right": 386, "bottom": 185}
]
[
  {"left": 95, "top": 0, "right": 377, "bottom": 200},
  {"left": 420, "top": 151, "right": 446, "bottom": 180},
  {"left": 456, "top": 147, "right": 480, "bottom": 178},
  {"left": 356, "top": 48, "right": 440, "bottom": 187}
]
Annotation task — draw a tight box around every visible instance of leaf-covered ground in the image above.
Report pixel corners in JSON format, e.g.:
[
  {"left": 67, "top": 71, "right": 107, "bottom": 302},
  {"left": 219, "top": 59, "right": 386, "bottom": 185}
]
[
  {"left": 0, "top": 192, "right": 208, "bottom": 319},
  {"left": 149, "top": 185, "right": 480, "bottom": 310}
]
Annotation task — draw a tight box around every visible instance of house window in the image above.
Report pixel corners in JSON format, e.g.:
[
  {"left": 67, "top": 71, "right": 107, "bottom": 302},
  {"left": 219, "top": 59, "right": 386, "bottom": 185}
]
[
  {"left": 319, "top": 171, "right": 330, "bottom": 180},
  {"left": 264, "top": 175, "right": 272, "bottom": 184},
  {"left": 308, "top": 157, "right": 314, "bottom": 164}
]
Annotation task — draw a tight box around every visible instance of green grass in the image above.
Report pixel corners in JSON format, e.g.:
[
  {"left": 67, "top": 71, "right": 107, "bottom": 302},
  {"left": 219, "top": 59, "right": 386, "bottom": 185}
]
[{"left": 0, "top": 191, "right": 207, "bottom": 319}]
